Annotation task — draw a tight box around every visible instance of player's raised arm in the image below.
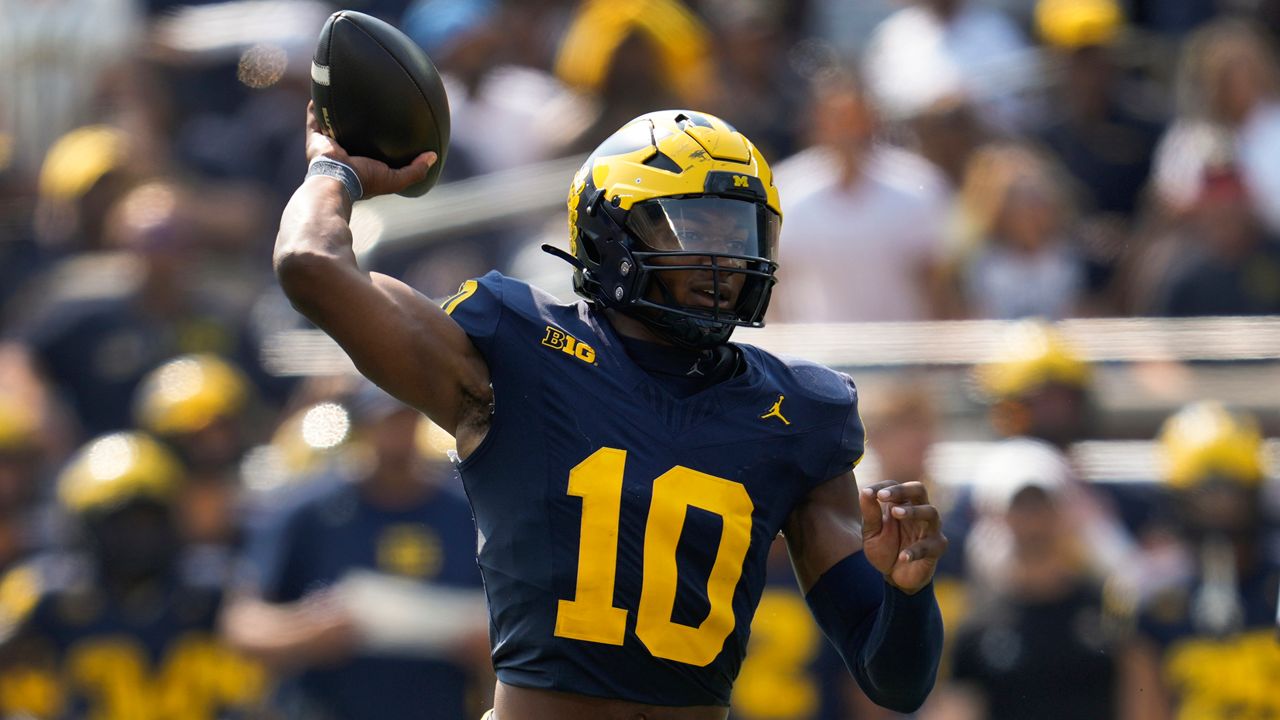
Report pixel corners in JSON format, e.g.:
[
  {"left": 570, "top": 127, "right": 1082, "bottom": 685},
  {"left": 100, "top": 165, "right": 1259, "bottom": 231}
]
[
  {"left": 273, "top": 106, "right": 491, "bottom": 448},
  {"left": 783, "top": 471, "right": 947, "bottom": 713}
]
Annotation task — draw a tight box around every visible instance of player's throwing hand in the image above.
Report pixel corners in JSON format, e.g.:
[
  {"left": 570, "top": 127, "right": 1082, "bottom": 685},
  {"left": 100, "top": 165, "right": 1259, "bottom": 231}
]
[
  {"left": 860, "top": 481, "right": 948, "bottom": 594},
  {"left": 305, "top": 102, "right": 435, "bottom": 199}
]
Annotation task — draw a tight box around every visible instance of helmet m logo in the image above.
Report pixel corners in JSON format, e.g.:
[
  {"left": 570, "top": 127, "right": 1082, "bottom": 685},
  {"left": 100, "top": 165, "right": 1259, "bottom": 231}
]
[
  {"left": 542, "top": 326, "right": 596, "bottom": 364},
  {"left": 733, "top": 175, "right": 750, "bottom": 188},
  {"left": 760, "top": 395, "right": 790, "bottom": 425}
]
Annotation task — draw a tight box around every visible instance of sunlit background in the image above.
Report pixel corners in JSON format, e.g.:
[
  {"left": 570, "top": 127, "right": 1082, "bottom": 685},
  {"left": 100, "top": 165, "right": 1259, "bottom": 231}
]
[{"left": 0, "top": 0, "right": 1278, "bottom": 718}]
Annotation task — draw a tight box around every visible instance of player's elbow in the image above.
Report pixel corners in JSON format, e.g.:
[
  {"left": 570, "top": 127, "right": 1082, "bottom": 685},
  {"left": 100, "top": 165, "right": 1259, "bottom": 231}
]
[
  {"left": 273, "top": 246, "right": 343, "bottom": 314},
  {"left": 863, "top": 679, "right": 935, "bottom": 714}
]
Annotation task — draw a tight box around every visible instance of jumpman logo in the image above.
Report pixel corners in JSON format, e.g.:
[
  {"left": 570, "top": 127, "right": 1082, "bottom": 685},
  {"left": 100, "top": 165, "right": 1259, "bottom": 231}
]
[{"left": 760, "top": 394, "right": 790, "bottom": 425}]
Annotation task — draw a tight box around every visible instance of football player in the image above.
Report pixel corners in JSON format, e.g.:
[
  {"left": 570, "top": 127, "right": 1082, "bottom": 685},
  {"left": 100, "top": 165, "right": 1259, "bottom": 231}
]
[
  {"left": 0, "top": 432, "right": 265, "bottom": 719},
  {"left": 133, "top": 353, "right": 255, "bottom": 548},
  {"left": 1121, "top": 403, "right": 1280, "bottom": 719},
  {"left": 275, "top": 106, "right": 946, "bottom": 719}
]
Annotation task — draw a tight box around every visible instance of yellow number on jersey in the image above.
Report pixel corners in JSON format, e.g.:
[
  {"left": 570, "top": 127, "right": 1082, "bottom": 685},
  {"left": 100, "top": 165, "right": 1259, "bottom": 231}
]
[{"left": 554, "top": 447, "right": 755, "bottom": 667}]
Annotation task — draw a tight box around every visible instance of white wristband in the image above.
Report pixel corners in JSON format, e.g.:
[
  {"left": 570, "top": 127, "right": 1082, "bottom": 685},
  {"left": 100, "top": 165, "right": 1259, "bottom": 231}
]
[{"left": 307, "top": 157, "right": 363, "bottom": 202}]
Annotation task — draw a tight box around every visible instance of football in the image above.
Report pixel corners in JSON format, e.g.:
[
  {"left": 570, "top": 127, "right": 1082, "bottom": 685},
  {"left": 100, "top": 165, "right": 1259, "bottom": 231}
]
[{"left": 311, "top": 10, "right": 449, "bottom": 197}]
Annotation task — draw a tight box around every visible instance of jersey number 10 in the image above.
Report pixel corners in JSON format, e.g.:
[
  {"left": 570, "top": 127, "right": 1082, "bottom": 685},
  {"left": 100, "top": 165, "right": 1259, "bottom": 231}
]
[{"left": 554, "top": 447, "right": 755, "bottom": 667}]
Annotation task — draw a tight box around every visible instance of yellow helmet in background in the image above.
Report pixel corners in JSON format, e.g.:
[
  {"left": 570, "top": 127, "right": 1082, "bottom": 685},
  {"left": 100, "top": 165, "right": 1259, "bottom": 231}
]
[
  {"left": 1036, "top": 0, "right": 1123, "bottom": 49},
  {"left": 57, "top": 432, "right": 183, "bottom": 515},
  {"left": 976, "top": 320, "right": 1092, "bottom": 401},
  {"left": 1158, "top": 402, "right": 1266, "bottom": 489},
  {"left": 134, "top": 354, "right": 250, "bottom": 436},
  {"left": 555, "top": 0, "right": 713, "bottom": 106},
  {"left": 0, "top": 393, "right": 39, "bottom": 453}
]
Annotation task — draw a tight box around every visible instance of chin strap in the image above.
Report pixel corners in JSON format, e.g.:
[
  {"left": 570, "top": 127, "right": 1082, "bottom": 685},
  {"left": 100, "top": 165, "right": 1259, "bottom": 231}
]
[{"left": 540, "top": 244, "right": 586, "bottom": 271}]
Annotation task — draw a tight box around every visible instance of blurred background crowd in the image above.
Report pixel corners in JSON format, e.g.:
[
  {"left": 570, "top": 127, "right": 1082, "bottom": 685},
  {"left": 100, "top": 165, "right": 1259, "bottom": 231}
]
[{"left": 0, "top": 0, "right": 1278, "bottom": 718}]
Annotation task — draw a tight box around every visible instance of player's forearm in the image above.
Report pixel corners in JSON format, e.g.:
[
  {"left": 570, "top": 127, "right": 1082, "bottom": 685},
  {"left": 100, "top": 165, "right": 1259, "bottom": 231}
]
[
  {"left": 273, "top": 177, "right": 361, "bottom": 318},
  {"left": 805, "top": 552, "right": 944, "bottom": 713}
]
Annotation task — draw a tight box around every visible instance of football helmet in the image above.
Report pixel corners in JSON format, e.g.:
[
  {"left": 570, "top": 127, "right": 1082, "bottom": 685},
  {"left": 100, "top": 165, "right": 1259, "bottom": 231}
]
[
  {"left": 57, "top": 432, "right": 183, "bottom": 515},
  {"left": 133, "top": 354, "right": 250, "bottom": 436},
  {"left": 975, "top": 320, "right": 1091, "bottom": 400},
  {"left": 1158, "top": 402, "right": 1266, "bottom": 489},
  {"left": 547, "top": 110, "right": 781, "bottom": 349}
]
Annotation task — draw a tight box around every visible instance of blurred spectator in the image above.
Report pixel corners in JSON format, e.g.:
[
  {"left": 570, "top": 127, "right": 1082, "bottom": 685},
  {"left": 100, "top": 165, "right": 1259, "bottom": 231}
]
[
  {"left": 30, "top": 125, "right": 140, "bottom": 255},
  {"left": 971, "top": 322, "right": 1135, "bottom": 581},
  {"left": 224, "top": 384, "right": 489, "bottom": 720},
  {"left": 703, "top": 0, "right": 806, "bottom": 161},
  {"left": 772, "top": 69, "right": 951, "bottom": 323},
  {"left": 0, "top": 432, "right": 266, "bottom": 718},
  {"left": 905, "top": 96, "right": 990, "bottom": 190},
  {"left": 931, "top": 439, "right": 1120, "bottom": 720},
  {"left": 1034, "top": 0, "right": 1162, "bottom": 220},
  {"left": 403, "top": 0, "right": 590, "bottom": 178},
  {"left": 1151, "top": 19, "right": 1280, "bottom": 234},
  {"left": 0, "top": 0, "right": 147, "bottom": 186},
  {"left": 802, "top": 0, "right": 897, "bottom": 58},
  {"left": 942, "top": 142, "right": 1086, "bottom": 320},
  {"left": 555, "top": 0, "right": 717, "bottom": 152},
  {"left": 1151, "top": 166, "right": 1280, "bottom": 316},
  {"left": 863, "top": 0, "right": 1041, "bottom": 132},
  {"left": 135, "top": 354, "right": 259, "bottom": 548},
  {"left": 14, "top": 179, "right": 270, "bottom": 437},
  {"left": 1120, "top": 403, "right": 1280, "bottom": 719}
]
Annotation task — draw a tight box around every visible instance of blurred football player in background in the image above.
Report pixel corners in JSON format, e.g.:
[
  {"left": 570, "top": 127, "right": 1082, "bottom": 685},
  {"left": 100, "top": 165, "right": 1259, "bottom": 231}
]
[
  {"left": 0, "top": 432, "right": 265, "bottom": 719},
  {"left": 971, "top": 321, "right": 1134, "bottom": 583},
  {"left": 275, "top": 102, "right": 946, "bottom": 720},
  {"left": 222, "top": 383, "right": 488, "bottom": 720},
  {"left": 1121, "top": 402, "right": 1280, "bottom": 720},
  {"left": 134, "top": 353, "right": 256, "bottom": 549}
]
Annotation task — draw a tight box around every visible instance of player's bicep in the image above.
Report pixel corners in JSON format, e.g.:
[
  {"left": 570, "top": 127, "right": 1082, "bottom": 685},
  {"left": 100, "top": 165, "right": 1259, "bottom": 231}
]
[
  {"left": 288, "top": 258, "right": 490, "bottom": 436},
  {"left": 783, "top": 470, "right": 864, "bottom": 593}
]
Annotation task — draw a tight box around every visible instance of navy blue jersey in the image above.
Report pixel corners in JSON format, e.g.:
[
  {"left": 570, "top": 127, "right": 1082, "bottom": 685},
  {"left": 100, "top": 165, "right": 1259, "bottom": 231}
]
[
  {"left": 1136, "top": 560, "right": 1280, "bottom": 718},
  {"left": 242, "top": 474, "right": 483, "bottom": 720},
  {"left": 0, "top": 552, "right": 265, "bottom": 719},
  {"left": 444, "top": 272, "right": 864, "bottom": 706}
]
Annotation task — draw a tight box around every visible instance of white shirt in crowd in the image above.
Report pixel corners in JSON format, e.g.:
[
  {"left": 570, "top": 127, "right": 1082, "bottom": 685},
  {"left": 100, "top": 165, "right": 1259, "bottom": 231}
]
[
  {"left": 863, "top": 1, "right": 1040, "bottom": 130},
  {"left": 772, "top": 145, "right": 951, "bottom": 323}
]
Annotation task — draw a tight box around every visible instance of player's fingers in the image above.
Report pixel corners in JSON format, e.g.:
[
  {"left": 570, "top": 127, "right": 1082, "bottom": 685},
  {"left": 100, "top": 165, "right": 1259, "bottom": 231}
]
[
  {"left": 889, "top": 503, "right": 940, "bottom": 526},
  {"left": 901, "top": 535, "right": 948, "bottom": 563},
  {"left": 875, "top": 481, "right": 930, "bottom": 506},
  {"left": 859, "top": 486, "right": 883, "bottom": 536}
]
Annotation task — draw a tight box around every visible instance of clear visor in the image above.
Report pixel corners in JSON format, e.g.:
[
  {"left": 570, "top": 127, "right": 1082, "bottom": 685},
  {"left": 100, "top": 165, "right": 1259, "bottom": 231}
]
[{"left": 626, "top": 197, "right": 778, "bottom": 260}]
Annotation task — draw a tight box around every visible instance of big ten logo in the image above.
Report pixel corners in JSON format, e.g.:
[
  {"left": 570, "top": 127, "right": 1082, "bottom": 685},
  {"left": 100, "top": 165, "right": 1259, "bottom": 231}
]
[
  {"left": 541, "top": 326, "right": 596, "bottom": 364},
  {"left": 733, "top": 175, "right": 750, "bottom": 188},
  {"left": 1163, "top": 629, "right": 1280, "bottom": 719},
  {"left": 0, "top": 634, "right": 266, "bottom": 720},
  {"left": 377, "top": 524, "right": 443, "bottom": 579}
]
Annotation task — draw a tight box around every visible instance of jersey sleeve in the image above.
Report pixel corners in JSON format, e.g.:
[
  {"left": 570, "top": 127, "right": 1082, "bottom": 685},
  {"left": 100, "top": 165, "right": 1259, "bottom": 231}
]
[
  {"left": 820, "top": 374, "right": 865, "bottom": 481},
  {"left": 440, "top": 271, "right": 506, "bottom": 358}
]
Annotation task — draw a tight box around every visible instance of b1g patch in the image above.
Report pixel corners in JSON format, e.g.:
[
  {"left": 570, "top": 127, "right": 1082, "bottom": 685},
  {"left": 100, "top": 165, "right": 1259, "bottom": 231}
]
[{"left": 541, "top": 326, "right": 595, "bottom": 364}]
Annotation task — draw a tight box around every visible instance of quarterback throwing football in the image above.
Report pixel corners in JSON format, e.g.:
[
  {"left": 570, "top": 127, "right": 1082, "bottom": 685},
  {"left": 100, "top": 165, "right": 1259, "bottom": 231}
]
[{"left": 275, "top": 105, "right": 946, "bottom": 720}]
